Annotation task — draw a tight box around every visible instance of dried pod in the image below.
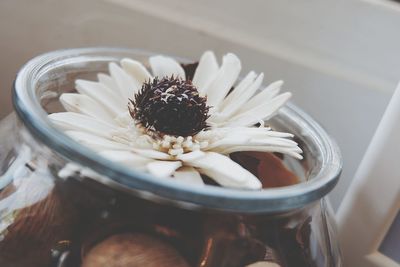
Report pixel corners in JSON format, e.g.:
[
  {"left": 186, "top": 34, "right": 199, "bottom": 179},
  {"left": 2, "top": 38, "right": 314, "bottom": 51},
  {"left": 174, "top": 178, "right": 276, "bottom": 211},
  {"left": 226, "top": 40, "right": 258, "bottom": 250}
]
[
  {"left": 199, "top": 216, "right": 267, "bottom": 267},
  {"left": 0, "top": 174, "right": 77, "bottom": 267},
  {"left": 246, "top": 262, "right": 281, "bottom": 267},
  {"left": 82, "top": 233, "right": 190, "bottom": 267}
]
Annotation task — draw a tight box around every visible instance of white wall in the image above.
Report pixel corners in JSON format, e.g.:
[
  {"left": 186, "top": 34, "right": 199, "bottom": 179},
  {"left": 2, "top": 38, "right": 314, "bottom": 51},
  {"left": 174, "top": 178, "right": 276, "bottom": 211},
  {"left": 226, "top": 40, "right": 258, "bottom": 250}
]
[{"left": 1, "top": 0, "right": 400, "bottom": 210}]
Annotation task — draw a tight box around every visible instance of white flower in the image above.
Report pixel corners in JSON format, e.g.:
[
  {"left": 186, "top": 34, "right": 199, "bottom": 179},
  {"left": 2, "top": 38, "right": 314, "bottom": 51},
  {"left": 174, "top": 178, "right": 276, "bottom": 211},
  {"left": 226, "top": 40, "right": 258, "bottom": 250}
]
[{"left": 48, "top": 51, "right": 302, "bottom": 190}]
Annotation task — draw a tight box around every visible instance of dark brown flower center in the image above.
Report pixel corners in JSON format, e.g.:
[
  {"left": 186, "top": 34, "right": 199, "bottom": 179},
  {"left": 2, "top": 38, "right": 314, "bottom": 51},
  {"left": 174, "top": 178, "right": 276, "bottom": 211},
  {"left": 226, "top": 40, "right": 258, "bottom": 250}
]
[{"left": 129, "top": 76, "right": 209, "bottom": 137}]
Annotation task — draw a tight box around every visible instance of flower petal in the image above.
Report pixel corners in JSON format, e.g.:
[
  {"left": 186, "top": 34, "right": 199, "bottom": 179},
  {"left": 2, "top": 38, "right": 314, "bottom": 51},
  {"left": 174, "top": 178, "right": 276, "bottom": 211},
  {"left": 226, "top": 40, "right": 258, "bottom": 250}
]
[
  {"left": 173, "top": 166, "right": 204, "bottom": 186},
  {"left": 203, "top": 127, "right": 303, "bottom": 159},
  {"left": 176, "top": 150, "right": 205, "bottom": 162},
  {"left": 59, "top": 93, "right": 116, "bottom": 124},
  {"left": 146, "top": 161, "right": 182, "bottom": 178},
  {"left": 114, "top": 111, "right": 133, "bottom": 127},
  {"left": 149, "top": 55, "right": 186, "bottom": 79},
  {"left": 121, "top": 58, "right": 152, "bottom": 84},
  {"left": 205, "top": 127, "right": 294, "bottom": 138},
  {"left": 48, "top": 112, "right": 117, "bottom": 138},
  {"left": 205, "top": 127, "right": 295, "bottom": 144},
  {"left": 65, "top": 131, "right": 130, "bottom": 151},
  {"left": 214, "top": 72, "right": 263, "bottom": 120},
  {"left": 75, "top": 79, "right": 126, "bottom": 115},
  {"left": 207, "top": 134, "right": 299, "bottom": 150},
  {"left": 219, "top": 145, "right": 303, "bottom": 159},
  {"left": 99, "top": 150, "right": 153, "bottom": 170},
  {"left": 225, "top": 93, "right": 291, "bottom": 127},
  {"left": 193, "top": 51, "right": 219, "bottom": 93},
  {"left": 237, "top": 80, "right": 284, "bottom": 114},
  {"left": 218, "top": 71, "right": 257, "bottom": 110},
  {"left": 202, "top": 53, "right": 241, "bottom": 109},
  {"left": 97, "top": 73, "right": 124, "bottom": 100},
  {"left": 182, "top": 151, "right": 261, "bottom": 189},
  {"left": 109, "top": 62, "right": 141, "bottom": 100},
  {"left": 131, "top": 148, "right": 171, "bottom": 160}
]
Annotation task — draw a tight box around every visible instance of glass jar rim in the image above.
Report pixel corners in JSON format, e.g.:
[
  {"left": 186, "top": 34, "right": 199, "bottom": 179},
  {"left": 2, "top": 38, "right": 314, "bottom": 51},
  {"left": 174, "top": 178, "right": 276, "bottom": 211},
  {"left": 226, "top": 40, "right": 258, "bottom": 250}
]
[{"left": 12, "top": 47, "right": 342, "bottom": 213}]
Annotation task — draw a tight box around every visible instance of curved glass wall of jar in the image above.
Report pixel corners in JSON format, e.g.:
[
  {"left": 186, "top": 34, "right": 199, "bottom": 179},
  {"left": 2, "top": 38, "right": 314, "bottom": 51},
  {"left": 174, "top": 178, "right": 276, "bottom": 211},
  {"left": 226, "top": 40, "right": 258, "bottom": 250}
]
[
  {"left": 0, "top": 128, "right": 342, "bottom": 267},
  {"left": 0, "top": 48, "right": 342, "bottom": 267}
]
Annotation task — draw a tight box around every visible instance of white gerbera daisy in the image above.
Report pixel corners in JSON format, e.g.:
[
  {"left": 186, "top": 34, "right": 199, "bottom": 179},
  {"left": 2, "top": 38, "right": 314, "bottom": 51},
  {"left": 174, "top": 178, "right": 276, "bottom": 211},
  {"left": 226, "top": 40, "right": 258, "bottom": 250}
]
[{"left": 48, "top": 51, "right": 302, "bottom": 190}]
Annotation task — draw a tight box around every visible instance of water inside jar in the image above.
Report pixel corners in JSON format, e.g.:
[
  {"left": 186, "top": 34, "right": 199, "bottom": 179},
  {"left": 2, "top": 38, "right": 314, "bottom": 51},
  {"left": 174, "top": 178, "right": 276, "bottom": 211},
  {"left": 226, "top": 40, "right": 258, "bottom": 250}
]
[{"left": 32, "top": 149, "right": 317, "bottom": 267}]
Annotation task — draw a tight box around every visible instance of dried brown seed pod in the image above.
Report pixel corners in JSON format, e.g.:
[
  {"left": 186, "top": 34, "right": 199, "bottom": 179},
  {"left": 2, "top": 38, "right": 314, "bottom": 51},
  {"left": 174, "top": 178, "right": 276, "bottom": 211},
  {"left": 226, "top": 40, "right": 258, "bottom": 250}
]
[
  {"left": 81, "top": 233, "right": 190, "bottom": 267},
  {"left": 246, "top": 262, "right": 281, "bottom": 267},
  {"left": 0, "top": 175, "right": 77, "bottom": 267}
]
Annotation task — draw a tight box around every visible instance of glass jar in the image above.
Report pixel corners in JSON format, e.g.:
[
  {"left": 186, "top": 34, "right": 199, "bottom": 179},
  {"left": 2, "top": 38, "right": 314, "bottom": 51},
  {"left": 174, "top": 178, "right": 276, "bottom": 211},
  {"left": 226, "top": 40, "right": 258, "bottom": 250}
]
[{"left": 0, "top": 48, "right": 342, "bottom": 267}]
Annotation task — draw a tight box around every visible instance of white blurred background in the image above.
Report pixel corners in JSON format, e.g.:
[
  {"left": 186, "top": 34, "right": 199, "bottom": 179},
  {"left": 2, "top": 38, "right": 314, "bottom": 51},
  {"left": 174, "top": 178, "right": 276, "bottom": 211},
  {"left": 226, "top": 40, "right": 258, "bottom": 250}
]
[{"left": 1, "top": 0, "right": 400, "bottom": 210}]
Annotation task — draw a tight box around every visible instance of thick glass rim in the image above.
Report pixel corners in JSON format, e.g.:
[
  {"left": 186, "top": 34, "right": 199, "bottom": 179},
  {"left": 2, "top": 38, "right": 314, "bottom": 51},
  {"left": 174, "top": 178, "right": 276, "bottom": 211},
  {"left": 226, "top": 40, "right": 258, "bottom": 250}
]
[{"left": 12, "top": 47, "right": 342, "bottom": 213}]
